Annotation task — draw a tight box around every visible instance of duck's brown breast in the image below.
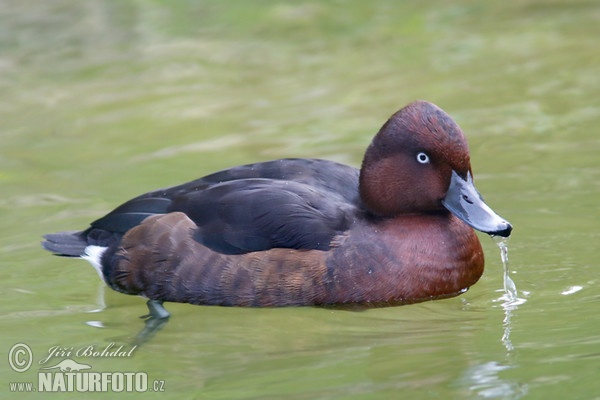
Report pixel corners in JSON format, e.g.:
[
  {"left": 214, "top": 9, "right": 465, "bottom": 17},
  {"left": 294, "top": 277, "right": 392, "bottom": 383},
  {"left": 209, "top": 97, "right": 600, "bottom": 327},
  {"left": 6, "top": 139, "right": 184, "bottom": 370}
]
[{"left": 322, "top": 213, "right": 485, "bottom": 304}]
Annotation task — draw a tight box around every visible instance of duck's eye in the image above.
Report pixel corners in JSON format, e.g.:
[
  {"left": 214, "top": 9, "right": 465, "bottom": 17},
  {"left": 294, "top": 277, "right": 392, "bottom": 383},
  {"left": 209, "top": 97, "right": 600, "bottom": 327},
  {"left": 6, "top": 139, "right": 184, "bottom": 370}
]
[{"left": 416, "top": 152, "right": 430, "bottom": 164}]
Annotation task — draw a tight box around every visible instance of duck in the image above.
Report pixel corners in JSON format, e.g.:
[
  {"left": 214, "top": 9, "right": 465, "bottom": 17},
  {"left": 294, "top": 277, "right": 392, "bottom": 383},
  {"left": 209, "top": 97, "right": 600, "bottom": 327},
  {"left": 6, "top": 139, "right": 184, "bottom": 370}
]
[{"left": 42, "top": 100, "right": 512, "bottom": 317}]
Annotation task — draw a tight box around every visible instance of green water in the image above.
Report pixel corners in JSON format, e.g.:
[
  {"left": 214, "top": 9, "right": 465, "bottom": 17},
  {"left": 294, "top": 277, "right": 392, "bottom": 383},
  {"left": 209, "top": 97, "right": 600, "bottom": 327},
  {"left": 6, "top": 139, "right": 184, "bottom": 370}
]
[{"left": 2, "top": 1, "right": 599, "bottom": 398}]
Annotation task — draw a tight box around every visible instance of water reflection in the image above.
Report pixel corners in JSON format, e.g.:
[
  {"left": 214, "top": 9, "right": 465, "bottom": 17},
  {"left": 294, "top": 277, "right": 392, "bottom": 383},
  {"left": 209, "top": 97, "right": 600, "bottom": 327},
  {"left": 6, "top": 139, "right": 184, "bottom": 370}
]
[
  {"left": 464, "top": 361, "right": 528, "bottom": 399},
  {"left": 460, "top": 238, "right": 530, "bottom": 398}
]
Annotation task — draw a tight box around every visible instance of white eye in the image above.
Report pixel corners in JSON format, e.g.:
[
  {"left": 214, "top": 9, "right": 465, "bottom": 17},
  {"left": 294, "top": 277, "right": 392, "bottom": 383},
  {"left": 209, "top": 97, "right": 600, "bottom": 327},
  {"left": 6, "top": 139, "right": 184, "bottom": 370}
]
[{"left": 416, "top": 152, "right": 430, "bottom": 164}]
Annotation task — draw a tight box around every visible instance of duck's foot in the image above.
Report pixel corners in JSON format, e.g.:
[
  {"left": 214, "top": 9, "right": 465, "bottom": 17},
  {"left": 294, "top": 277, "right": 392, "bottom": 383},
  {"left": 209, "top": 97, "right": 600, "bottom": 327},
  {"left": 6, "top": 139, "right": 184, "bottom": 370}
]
[
  {"left": 140, "top": 300, "right": 171, "bottom": 320},
  {"left": 134, "top": 300, "right": 170, "bottom": 346}
]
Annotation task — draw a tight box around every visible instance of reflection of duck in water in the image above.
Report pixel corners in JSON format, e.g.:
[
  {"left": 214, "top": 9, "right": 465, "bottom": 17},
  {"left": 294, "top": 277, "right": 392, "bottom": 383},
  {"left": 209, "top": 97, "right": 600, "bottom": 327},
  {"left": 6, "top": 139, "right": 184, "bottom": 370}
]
[{"left": 43, "top": 101, "right": 511, "bottom": 316}]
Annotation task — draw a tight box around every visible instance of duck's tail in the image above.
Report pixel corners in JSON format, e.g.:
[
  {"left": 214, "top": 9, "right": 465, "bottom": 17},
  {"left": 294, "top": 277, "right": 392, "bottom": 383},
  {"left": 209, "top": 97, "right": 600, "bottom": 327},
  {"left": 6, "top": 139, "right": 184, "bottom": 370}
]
[
  {"left": 42, "top": 228, "right": 123, "bottom": 257},
  {"left": 42, "top": 231, "right": 110, "bottom": 283},
  {"left": 42, "top": 231, "right": 88, "bottom": 257}
]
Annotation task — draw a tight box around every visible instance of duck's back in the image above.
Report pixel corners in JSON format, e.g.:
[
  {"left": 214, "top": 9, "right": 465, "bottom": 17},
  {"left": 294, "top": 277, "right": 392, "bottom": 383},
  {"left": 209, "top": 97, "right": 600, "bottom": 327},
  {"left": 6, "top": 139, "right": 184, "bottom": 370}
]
[{"left": 44, "top": 158, "right": 363, "bottom": 256}]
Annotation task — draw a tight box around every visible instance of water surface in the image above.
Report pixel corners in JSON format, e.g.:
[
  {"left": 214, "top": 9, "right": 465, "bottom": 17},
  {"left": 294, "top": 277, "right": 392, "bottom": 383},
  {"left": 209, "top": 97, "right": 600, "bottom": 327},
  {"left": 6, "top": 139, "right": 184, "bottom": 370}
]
[{"left": 2, "top": 1, "right": 599, "bottom": 398}]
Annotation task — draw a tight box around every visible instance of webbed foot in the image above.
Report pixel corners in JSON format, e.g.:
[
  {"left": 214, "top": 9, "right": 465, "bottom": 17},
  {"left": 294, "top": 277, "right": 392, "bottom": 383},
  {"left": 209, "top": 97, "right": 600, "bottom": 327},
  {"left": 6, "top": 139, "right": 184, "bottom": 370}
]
[
  {"left": 134, "top": 300, "right": 171, "bottom": 345},
  {"left": 140, "top": 300, "right": 171, "bottom": 320}
]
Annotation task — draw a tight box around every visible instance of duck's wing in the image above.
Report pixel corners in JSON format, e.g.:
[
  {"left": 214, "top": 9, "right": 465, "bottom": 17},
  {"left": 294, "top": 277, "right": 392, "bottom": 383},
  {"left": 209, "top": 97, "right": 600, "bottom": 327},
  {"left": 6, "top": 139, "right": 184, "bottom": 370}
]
[
  {"left": 165, "top": 158, "right": 360, "bottom": 202},
  {"left": 87, "top": 159, "right": 361, "bottom": 253},
  {"left": 172, "top": 178, "right": 358, "bottom": 254}
]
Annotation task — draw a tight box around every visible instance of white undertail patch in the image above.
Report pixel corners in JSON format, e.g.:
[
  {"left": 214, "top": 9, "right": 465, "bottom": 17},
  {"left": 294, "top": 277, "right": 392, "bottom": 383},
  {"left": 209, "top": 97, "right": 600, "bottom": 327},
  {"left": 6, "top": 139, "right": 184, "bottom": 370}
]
[{"left": 82, "top": 245, "right": 108, "bottom": 285}]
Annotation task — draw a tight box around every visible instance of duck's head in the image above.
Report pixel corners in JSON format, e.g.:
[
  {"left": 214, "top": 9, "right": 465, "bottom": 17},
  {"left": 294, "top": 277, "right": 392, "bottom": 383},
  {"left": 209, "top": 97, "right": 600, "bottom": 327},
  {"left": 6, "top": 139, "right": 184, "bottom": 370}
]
[{"left": 359, "top": 101, "right": 512, "bottom": 237}]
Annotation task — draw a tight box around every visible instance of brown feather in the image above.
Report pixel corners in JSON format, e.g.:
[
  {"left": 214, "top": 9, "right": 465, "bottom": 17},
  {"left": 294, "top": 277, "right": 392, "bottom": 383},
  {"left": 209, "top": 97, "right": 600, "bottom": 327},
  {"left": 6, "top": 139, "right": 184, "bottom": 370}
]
[{"left": 107, "top": 211, "right": 482, "bottom": 307}]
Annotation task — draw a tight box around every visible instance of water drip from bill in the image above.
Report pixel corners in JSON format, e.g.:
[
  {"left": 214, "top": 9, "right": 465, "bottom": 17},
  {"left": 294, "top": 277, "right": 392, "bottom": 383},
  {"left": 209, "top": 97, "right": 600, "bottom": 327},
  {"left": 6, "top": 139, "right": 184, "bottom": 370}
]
[
  {"left": 493, "top": 236, "right": 526, "bottom": 352},
  {"left": 494, "top": 236, "right": 526, "bottom": 306}
]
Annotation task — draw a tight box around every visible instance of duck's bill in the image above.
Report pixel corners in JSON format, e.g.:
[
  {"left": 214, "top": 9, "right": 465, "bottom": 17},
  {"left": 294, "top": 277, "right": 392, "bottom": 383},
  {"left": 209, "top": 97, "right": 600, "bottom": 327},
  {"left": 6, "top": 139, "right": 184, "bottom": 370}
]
[{"left": 442, "top": 170, "right": 512, "bottom": 237}]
